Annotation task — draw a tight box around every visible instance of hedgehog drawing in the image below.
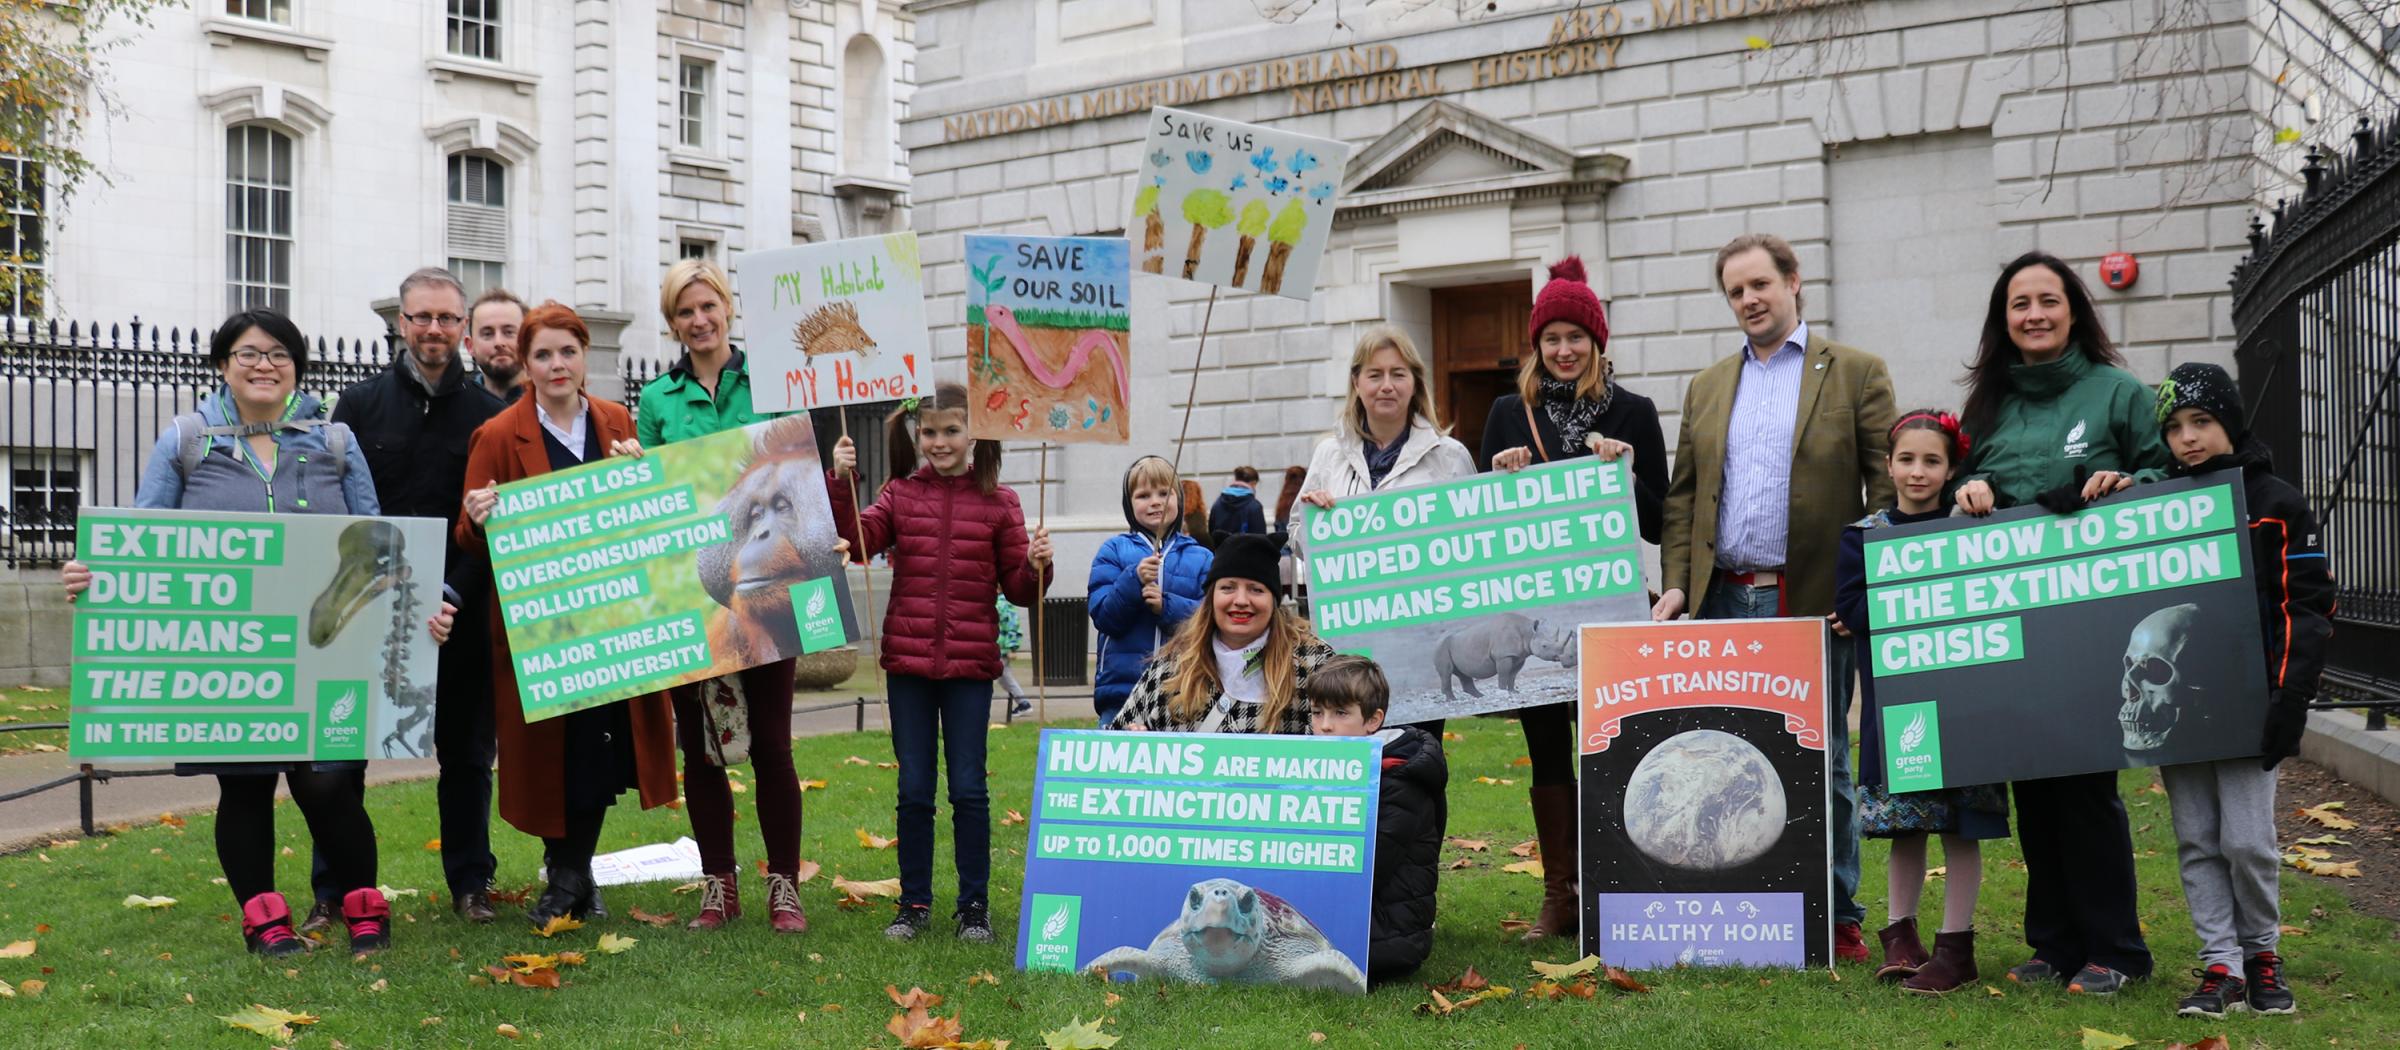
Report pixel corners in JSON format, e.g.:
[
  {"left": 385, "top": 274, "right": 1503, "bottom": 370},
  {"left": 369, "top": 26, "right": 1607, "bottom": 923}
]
[{"left": 792, "top": 300, "right": 877, "bottom": 358}]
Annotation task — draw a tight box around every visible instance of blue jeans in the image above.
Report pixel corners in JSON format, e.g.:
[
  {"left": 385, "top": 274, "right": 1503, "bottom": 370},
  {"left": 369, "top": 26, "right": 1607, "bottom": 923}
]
[
  {"left": 1698, "top": 578, "right": 1864, "bottom": 927},
  {"left": 887, "top": 673, "right": 992, "bottom": 909}
]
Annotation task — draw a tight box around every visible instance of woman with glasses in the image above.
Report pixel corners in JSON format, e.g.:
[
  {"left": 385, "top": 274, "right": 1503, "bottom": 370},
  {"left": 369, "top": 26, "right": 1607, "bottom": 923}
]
[{"left": 59, "top": 308, "right": 456, "bottom": 957}]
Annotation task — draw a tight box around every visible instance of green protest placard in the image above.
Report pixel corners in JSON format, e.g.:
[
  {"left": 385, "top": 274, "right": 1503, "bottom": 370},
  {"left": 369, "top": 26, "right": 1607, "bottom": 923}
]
[
  {"left": 1859, "top": 473, "right": 2269, "bottom": 788},
  {"left": 1017, "top": 730, "right": 1380, "bottom": 994},
  {"left": 1301, "top": 457, "right": 1646, "bottom": 723},
  {"left": 69, "top": 509, "right": 447, "bottom": 763},
  {"left": 485, "top": 416, "right": 860, "bottom": 722}
]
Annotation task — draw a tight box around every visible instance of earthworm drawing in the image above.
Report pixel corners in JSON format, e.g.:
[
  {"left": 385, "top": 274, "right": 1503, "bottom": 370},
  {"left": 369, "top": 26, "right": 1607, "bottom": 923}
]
[{"left": 985, "top": 303, "right": 1129, "bottom": 406}]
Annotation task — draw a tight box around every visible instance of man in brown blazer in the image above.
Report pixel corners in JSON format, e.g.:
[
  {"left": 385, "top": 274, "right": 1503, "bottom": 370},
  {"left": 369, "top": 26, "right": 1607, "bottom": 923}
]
[{"left": 1654, "top": 233, "right": 1896, "bottom": 964}]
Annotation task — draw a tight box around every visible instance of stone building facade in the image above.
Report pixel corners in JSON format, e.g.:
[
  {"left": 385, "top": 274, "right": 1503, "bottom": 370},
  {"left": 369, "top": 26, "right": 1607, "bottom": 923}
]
[{"left": 901, "top": 0, "right": 2399, "bottom": 575}]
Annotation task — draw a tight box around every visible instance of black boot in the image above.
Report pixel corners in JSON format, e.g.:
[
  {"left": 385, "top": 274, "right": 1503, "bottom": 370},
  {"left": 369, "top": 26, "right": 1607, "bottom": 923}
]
[{"left": 528, "top": 864, "right": 596, "bottom": 927}]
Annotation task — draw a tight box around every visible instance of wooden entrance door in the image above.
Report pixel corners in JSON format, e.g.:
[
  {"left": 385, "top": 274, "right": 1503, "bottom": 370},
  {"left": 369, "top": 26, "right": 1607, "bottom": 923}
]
[{"left": 1432, "top": 280, "right": 1532, "bottom": 470}]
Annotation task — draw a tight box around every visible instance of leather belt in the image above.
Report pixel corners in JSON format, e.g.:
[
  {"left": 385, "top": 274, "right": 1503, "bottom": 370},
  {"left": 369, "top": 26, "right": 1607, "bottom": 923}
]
[{"left": 1717, "top": 568, "right": 1783, "bottom": 587}]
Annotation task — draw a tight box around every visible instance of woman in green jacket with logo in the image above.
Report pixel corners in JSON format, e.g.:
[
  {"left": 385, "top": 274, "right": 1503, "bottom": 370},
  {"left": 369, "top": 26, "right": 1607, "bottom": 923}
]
[
  {"left": 626, "top": 259, "right": 810, "bottom": 934},
  {"left": 1953, "top": 252, "right": 2169, "bottom": 997}
]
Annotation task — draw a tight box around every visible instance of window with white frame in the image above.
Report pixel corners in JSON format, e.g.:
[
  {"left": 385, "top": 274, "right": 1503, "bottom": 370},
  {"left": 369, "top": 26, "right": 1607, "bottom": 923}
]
[
  {"left": 2, "top": 447, "right": 86, "bottom": 548},
  {"left": 225, "top": 125, "right": 295, "bottom": 314},
  {"left": 446, "top": 153, "right": 508, "bottom": 299},
  {"left": 677, "top": 57, "right": 714, "bottom": 152},
  {"left": 679, "top": 238, "right": 713, "bottom": 262},
  {"left": 225, "top": 0, "right": 292, "bottom": 24},
  {"left": 1, "top": 148, "right": 40, "bottom": 319},
  {"left": 447, "top": 0, "right": 502, "bottom": 62}
]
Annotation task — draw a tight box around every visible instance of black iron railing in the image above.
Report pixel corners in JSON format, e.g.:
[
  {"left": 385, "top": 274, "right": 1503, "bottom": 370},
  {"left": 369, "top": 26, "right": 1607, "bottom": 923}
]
[{"left": 2232, "top": 113, "right": 2400, "bottom": 728}]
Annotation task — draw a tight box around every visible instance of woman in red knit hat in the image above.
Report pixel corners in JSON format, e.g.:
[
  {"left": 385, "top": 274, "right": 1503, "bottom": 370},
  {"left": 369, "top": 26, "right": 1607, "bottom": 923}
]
[{"left": 1481, "top": 256, "right": 1668, "bottom": 943}]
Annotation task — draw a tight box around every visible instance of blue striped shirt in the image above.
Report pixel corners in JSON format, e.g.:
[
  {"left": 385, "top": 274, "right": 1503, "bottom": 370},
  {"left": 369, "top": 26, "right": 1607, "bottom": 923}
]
[{"left": 1714, "top": 321, "right": 1808, "bottom": 572}]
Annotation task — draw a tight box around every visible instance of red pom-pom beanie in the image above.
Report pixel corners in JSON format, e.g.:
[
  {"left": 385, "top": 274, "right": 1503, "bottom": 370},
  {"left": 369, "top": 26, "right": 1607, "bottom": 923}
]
[{"left": 1529, "top": 256, "right": 1609, "bottom": 349}]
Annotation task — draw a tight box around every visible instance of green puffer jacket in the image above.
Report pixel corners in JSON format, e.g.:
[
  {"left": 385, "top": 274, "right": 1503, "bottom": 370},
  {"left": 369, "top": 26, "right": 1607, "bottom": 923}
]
[
  {"left": 1962, "top": 349, "right": 2170, "bottom": 508},
  {"left": 634, "top": 348, "right": 786, "bottom": 446}
]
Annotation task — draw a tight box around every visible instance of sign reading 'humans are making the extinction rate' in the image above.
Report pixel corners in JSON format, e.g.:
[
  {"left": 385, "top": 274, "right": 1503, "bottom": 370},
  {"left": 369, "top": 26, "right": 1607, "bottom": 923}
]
[
  {"left": 1301, "top": 457, "right": 1647, "bottom": 725},
  {"left": 70, "top": 509, "right": 445, "bottom": 763},
  {"left": 1017, "top": 730, "right": 1380, "bottom": 995},
  {"left": 1863, "top": 471, "right": 2269, "bottom": 791}
]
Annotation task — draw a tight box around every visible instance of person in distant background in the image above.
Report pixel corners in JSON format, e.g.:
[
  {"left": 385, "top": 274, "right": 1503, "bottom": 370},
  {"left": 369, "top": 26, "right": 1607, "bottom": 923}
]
[
  {"left": 1180, "top": 479, "right": 1212, "bottom": 548},
  {"left": 1209, "top": 465, "right": 1269, "bottom": 539}
]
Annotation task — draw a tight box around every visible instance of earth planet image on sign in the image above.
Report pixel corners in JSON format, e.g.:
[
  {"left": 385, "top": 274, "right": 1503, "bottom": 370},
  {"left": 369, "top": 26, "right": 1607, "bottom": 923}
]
[{"left": 1623, "top": 729, "right": 1786, "bottom": 871}]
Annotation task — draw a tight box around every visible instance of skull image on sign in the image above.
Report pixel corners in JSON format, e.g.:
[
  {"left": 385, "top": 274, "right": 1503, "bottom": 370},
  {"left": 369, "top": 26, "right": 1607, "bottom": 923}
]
[{"left": 2119, "top": 603, "right": 2205, "bottom": 751}]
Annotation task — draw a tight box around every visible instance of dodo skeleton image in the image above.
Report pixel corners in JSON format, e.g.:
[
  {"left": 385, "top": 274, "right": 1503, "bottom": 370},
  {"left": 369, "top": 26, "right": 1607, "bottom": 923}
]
[
  {"left": 1086, "top": 877, "right": 1366, "bottom": 993},
  {"left": 2119, "top": 602, "right": 2205, "bottom": 752},
  {"left": 305, "top": 520, "right": 435, "bottom": 758}
]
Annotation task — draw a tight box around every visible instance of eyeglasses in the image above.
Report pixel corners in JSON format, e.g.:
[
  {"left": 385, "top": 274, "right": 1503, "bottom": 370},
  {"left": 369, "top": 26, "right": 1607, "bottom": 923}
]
[
  {"left": 402, "top": 312, "right": 467, "bottom": 329},
  {"left": 229, "top": 348, "right": 295, "bottom": 368}
]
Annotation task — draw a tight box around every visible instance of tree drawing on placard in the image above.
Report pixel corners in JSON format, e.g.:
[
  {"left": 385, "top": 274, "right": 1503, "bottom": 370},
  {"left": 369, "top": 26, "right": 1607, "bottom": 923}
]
[
  {"left": 1181, "top": 188, "right": 1234, "bottom": 280},
  {"left": 1232, "top": 199, "right": 1271, "bottom": 286},
  {"left": 1136, "top": 180, "right": 1166, "bottom": 274},
  {"left": 1261, "top": 199, "right": 1310, "bottom": 296}
]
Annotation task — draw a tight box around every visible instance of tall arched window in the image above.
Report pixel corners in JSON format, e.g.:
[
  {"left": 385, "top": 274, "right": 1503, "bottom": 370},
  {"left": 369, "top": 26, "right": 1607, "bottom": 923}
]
[
  {"left": 841, "top": 35, "right": 890, "bottom": 177},
  {"left": 446, "top": 153, "right": 508, "bottom": 297},
  {"left": 225, "top": 124, "right": 294, "bottom": 313}
]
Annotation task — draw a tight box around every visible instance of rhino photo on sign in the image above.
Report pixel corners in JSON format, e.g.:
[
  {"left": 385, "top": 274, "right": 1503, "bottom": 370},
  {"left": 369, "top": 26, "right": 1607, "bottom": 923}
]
[{"left": 1302, "top": 459, "right": 1648, "bottom": 725}]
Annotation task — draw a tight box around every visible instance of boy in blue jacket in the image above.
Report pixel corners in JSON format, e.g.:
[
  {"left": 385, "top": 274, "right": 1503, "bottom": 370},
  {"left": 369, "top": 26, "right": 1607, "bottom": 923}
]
[{"left": 1089, "top": 456, "right": 1212, "bottom": 727}]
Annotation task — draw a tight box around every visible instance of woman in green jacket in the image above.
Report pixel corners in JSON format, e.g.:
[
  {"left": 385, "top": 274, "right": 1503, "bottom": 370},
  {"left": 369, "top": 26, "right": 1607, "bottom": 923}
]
[
  {"left": 1954, "top": 252, "right": 2168, "bottom": 996},
  {"left": 623, "top": 259, "right": 810, "bottom": 934}
]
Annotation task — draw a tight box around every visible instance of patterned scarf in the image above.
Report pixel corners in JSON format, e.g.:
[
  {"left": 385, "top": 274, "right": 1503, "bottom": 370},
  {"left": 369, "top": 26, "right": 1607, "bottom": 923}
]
[{"left": 1537, "top": 374, "right": 1611, "bottom": 453}]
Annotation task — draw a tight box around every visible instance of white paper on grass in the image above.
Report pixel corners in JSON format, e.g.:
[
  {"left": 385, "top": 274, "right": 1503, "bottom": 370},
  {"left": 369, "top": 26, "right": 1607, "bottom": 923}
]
[
  {"left": 734, "top": 233, "right": 928, "bottom": 413},
  {"left": 540, "top": 837, "right": 704, "bottom": 887},
  {"left": 1130, "top": 107, "right": 1352, "bottom": 301}
]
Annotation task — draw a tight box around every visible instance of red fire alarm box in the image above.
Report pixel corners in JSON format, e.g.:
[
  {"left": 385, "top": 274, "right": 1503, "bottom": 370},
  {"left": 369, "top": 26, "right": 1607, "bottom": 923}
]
[{"left": 2100, "top": 252, "right": 2139, "bottom": 291}]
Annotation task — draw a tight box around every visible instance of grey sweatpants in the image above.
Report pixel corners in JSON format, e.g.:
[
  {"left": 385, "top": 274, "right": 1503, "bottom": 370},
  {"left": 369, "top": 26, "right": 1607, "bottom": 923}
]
[{"left": 2161, "top": 758, "right": 2282, "bottom": 970}]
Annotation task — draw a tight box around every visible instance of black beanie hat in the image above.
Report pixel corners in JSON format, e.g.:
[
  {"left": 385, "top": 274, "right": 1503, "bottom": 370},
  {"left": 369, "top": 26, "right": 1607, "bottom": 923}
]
[
  {"left": 1205, "top": 534, "right": 1281, "bottom": 594},
  {"left": 2155, "top": 362, "right": 2244, "bottom": 439}
]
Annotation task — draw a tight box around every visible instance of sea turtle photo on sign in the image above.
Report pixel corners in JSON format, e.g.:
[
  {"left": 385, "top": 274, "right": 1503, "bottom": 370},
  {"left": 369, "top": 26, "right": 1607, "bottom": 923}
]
[
  {"left": 964, "top": 234, "right": 1133, "bottom": 443},
  {"left": 733, "top": 233, "right": 927, "bottom": 413},
  {"left": 1132, "top": 107, "right": 1351, "bottom": 300}
]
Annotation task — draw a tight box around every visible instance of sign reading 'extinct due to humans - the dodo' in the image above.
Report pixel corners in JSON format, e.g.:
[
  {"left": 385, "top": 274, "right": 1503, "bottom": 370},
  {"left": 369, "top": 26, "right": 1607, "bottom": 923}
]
[
  {"left": 1017, "top": 730, "right": 1379, "bottom": 995},
  {"left": 69, "top": 509, "right": 445, "bottom": 763},
  {"left": 1862, "top": 471, "right": 2269, "bottom": 791},
  {"left": 1300, "top": 458, "right": 1647, "bottom": 725}
]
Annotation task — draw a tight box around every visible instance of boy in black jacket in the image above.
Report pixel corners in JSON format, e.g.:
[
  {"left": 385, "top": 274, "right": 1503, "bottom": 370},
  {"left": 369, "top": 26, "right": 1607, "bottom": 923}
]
[
  {"left": 2151, "top": 363, "right": 2335, "bottom": 1021},
  {"left": 1309, "top": 656, "right": 1446, "bottom": 985}
]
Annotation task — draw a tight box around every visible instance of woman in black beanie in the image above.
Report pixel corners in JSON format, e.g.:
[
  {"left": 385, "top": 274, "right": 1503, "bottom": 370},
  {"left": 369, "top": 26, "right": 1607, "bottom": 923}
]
[{"left": 1115, "top": 535, "right": 1337, "bottom": 734}]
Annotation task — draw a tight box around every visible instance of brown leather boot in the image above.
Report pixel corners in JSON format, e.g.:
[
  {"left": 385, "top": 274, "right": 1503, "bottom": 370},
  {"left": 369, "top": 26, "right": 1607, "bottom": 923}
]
[
  {"left": 1902, "top": 929, "right": 1978, "bottom": 995},
  {"left": 1523, "top": 784, "right": 1579, "bottom": 942},
  {"left": 1875, "top": 917, "right": 1929, "bottom": 982}
]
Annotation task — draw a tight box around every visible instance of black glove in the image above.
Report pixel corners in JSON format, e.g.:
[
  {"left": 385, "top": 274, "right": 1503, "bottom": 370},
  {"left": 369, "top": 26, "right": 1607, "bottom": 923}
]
[
  {"left": 2033, "top": 466, "right": 2092, "bottom": 515},
  {"left": 2260, "top": 689, "right": 2310, "bottom": 771}
]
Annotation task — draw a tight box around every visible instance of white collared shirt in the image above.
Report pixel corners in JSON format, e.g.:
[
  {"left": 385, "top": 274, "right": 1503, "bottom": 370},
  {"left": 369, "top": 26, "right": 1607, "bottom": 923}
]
[{"left": 538, "top": 397, "right": 591, "bottom": 462}]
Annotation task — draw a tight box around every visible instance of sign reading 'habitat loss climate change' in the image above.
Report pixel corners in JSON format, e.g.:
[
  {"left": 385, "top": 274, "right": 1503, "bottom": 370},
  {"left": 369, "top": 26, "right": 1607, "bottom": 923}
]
[
  {"left": 1863, "top": 472, "right": 2268, "bottom": 791},
  {"left": 1017, "top": 730, "right": 1379, "bottom": 995},
  {"left": 70, "top": 509, "right": 445, "bottom": 763},
  {"left": 1578, "top": 619, "right": 1833, "bottom": 970},
  {"left": 1301, "top": 457, "right": 1646, "bottom": 724},
  {"left": 484, "top": 417, "right": 860, "bottom": 722}
]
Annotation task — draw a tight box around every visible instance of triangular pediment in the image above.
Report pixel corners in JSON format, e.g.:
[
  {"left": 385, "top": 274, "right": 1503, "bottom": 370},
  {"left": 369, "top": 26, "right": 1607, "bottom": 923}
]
[{"left": 1338, "top": 100, "right": 1626, "bottom": 219}]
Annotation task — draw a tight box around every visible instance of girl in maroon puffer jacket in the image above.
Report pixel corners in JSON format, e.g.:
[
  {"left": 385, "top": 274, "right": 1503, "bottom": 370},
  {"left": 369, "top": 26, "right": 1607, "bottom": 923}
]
[{"left": 831, "top": 382, "right": 1053, "bottom": 943}]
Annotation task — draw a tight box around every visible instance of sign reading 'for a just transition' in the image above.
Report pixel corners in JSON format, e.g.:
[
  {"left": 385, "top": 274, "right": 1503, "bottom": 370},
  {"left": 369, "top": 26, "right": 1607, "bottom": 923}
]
[
  {"left": 1861, "top": 471, "right": 2270, "bottom": 791},
  {"left": 69, "top": 509, "right": 446, "bottom": 764}
]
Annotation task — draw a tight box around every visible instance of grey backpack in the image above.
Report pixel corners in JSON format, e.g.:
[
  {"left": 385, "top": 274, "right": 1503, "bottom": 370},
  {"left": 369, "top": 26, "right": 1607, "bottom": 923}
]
[{"left": 170, "top": 411, "right": 353, "bottom": 481}]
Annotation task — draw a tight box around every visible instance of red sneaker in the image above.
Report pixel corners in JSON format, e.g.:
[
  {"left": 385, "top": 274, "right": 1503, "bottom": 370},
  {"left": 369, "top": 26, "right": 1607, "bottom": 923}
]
[
  {"left": 1834, "top": 921, "right": 1870, "bottom": 963},
  {"left": 687, "top": 872, "right": 741, "bottom": 930},
  {"left": 240, "top": 892, "right": 308, "bottom": 957},
  {"left": 341, "top": 887, "right": 391, "bottom": 954},
  {"left": 765, "top": 872, "right": 808, "bottom": 934}
]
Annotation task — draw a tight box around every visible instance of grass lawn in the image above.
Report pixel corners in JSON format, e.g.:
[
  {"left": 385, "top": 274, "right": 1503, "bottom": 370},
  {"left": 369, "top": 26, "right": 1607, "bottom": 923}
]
[
  {"left": 0, "top": 718, "right": 2391, "bottom": 1048},
  {"left": 0, "top": 687, "right": 68, "bottom": 755}
]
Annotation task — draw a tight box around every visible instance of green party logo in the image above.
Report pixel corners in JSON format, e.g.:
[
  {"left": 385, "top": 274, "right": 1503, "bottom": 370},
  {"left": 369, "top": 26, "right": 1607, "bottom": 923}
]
[
  {"left": 314, "top": 680, "right": 369, "bottom": 761},
  {"left": 1026, "top": 893, "right": 1081, "bottom": 972},
  {"left": 790, "top": 577, "right": 846, "bottom": 654},
  {"left": 1884, "top": 701, "right": 1943, "bottom": 792}
]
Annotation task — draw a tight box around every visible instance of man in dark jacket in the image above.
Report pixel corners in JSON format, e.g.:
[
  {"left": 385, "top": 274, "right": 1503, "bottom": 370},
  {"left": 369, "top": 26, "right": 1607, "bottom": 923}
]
[
  {"left": 1309, "top": 656, "right": 1446, "bottom": 984},
  {"left": 1208, "top": 466, "right": 1268, "bottom": 540},
  {"left": 325, "top": 267, "right": 507, "bottom": 925}
]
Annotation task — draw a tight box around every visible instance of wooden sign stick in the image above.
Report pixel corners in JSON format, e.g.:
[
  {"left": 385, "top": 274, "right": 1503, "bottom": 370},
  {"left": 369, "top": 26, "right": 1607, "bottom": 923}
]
[
  {"left": 1034, "top": 442, "right": 1049, "bottom": 724},
  {"left": 841, "top": 413, "right": 883, "bottom": 695},
  {"left": 1168, "top": 286, "right": 1221, "bottom": 478}
]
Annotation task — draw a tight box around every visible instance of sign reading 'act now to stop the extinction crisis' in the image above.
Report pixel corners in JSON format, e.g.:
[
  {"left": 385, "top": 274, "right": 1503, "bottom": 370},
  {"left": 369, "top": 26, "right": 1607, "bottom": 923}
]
[
  {"left": 1017, "top": 730, "right": 1380, "bottom": 995},
  {"left": 1301, "top": 457, "right": 1647, "bottom": 725},
  {"left": 483, "top": 417, "right": 860, "bottom": 722},
  {"left": 70, "top": 508, "right": 445, "bottom": 763},
  {"left": 1862, "top": 471, "right": 2269, "bottom": 791}
]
